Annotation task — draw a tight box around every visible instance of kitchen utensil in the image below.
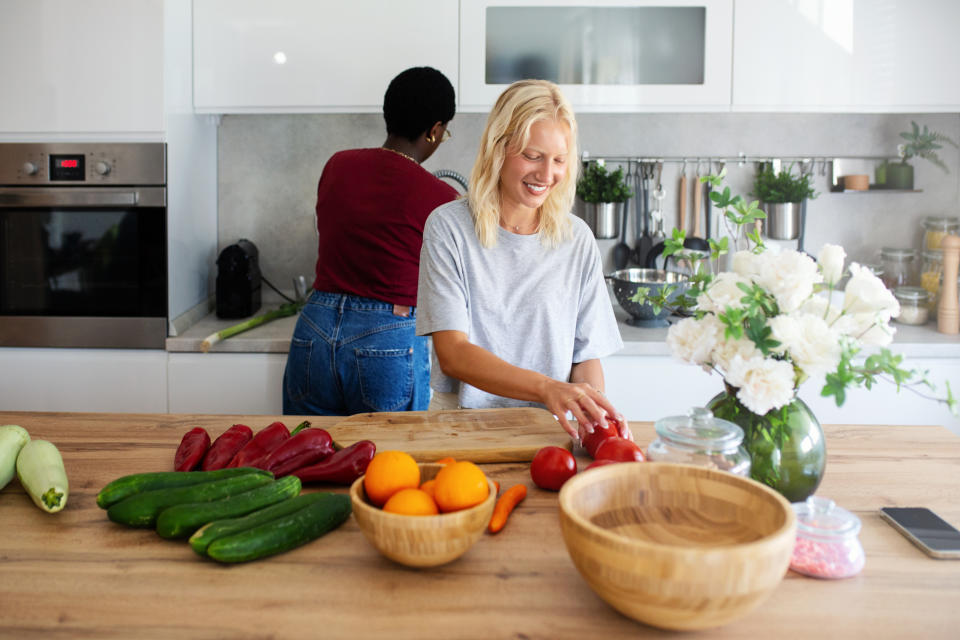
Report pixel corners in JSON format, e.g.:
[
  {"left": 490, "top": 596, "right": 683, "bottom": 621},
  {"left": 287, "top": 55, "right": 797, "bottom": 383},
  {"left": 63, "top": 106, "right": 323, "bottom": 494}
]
[
  {"left": 643, "top": 237, "right": 709, "bottom": 271},
  {"left": 350, "top": 463, "right": 497, "bottom": 568},
  {"left": 937, "top": 235, "right": 960, "bottom": 334},
  {"left": 606, "top": 268, "right": 689, "bottom": 327},
  {"left": 558, "top": 462, "right": 795, "bottom": 631},
  {"left": 704, "top": 179, "right": 713, "bottom": 240},
  {"left": 678, "top": 166, "right": 688, "bottom": 234},
  {"left": 649, "top": 162, "right": 666, "bottom": 246},
  {"left": 692, "top": 164, "right": 703, "bottom": 238},
  {"left": 633, "top": 162, "right": 653, "bottom": 266},
  {"left": 612, "top": 161, "right": 633, "bottom": 270},
  {"left": 327, "top": 408, "right": 570, "bottom": 462}
]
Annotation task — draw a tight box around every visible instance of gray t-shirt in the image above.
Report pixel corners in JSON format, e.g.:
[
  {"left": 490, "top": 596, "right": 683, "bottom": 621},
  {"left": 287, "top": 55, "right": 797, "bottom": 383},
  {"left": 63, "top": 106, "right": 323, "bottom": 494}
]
[{"left": 416, "top": 198, "right": 623, "bottom": 409}]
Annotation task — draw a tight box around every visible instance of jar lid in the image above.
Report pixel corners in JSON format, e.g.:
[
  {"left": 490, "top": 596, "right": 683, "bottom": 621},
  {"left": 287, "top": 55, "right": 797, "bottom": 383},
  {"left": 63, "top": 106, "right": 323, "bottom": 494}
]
[
  {"left": 861, "top": 261, "right": 884, "bottom": 276},
  {"left": 894, "top": 286, "right": 930, "bottom": 302},
  {"left": 653, "top": 407, "right": 744, "bottom": 452},
  {"left": 922, "top": 248, "right": 943, "bottom": 259},
  {"left": 792, "top": 496, "right": 861, "bottom": 540},
  {"left": 921, "top": 216, "right": 960, "bottom": 230},
  {"left": 880, "top": 247, "right": 916, "bottom": 260}
]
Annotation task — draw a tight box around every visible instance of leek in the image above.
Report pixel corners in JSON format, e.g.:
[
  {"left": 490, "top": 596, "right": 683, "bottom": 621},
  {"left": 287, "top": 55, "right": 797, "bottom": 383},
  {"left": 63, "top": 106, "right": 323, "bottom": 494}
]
[{"left": 201, "top": 301, "right": 303, "bottom": 353}]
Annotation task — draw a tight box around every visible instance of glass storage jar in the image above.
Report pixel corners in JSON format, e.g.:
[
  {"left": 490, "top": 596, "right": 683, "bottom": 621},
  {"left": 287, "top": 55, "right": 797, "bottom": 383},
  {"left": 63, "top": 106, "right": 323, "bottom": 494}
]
[
  {"left": 647, "top": 407, "right": 750, "bottom": 476},
  {"left": 921, "top": 249, "right": 943, "bottom": 311},
  {"left": 879, "top": 247, "right": 916, "bottom": 290},
  {"left": 921, "top": 216, "right": 960, "bottom": 250},
  {"left": 893, "top": 287, "right": 930, "bottom": 324},
  {"left": 790, "top": 496, "right": 865, "bottom": 579}
]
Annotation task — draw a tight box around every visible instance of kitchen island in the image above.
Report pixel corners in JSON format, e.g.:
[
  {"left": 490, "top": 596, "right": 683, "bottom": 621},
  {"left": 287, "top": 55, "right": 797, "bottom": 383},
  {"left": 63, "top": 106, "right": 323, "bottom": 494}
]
[{"left": 1, "top": 412, "right": 958, "bottom": 639}]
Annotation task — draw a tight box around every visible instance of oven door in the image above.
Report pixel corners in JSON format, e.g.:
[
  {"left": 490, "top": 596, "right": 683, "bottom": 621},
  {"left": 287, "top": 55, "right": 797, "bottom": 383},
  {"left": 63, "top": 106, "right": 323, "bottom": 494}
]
[{"left": 0, "top": 186, "right": 167, "bottom": 348}]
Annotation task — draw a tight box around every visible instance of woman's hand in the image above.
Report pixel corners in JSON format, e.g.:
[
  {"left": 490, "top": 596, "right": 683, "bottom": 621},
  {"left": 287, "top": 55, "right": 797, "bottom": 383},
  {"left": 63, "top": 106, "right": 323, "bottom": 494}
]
[{"left": 541, "top": 380, "right": 631, "bottom": 443}]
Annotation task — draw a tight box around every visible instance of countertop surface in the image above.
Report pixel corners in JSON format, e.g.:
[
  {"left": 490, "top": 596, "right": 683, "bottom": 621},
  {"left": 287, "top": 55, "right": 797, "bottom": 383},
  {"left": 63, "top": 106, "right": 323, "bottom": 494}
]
[{"left": 1, "top": 411, "right": 959, "bottom": 639}]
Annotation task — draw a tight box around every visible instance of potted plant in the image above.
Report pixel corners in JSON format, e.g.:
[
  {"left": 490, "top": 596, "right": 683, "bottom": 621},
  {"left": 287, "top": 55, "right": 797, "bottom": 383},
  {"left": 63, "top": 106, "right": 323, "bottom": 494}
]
[
  {"left": 576, "top": 161, "right": 633, "bottom": 239},
  {"left": 879, "top": 121, "right": 959, "bottom": 190},
  {"left": 751, "top": 164, "right": 817, "bottom": 241}
]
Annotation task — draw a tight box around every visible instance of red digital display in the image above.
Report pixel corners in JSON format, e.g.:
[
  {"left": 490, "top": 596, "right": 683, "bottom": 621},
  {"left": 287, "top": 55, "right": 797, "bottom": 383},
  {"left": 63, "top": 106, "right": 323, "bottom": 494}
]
[{"left": 59, "top": 159, "right": 79, "bottom": 168}]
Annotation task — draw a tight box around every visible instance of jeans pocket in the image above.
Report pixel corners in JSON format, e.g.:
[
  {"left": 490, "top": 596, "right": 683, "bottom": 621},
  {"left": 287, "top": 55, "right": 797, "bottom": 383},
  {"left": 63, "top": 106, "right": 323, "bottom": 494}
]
[
  {"left": 355, "top": 347, "right": 414, "bottom": 412},
  {"left": 283, "top": 337, "right": 313, "bottom": 405}
]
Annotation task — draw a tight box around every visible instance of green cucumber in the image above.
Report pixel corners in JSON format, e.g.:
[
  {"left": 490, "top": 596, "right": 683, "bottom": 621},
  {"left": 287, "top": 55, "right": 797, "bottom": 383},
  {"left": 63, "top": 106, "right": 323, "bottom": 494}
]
[
  {"left": 206, "top": 492, "right": 351, "bottom": 563},
  {"left": 107, "top": 472, "right": 273, "bottom": 528},
  {"left": 156, "top": 475, "right": 302, "bottom": 539},
  {"left": 16, "top": 439, "right": 69, "bottom": 513},
  {"left": 0, "top": 425, "right": 30, "bottom": 490},
  {"left": 97, "top": 467, "right": 271, "bottom": 509},
  {"left": 189, "top": 492, "right": 329, "bottom": 556}
]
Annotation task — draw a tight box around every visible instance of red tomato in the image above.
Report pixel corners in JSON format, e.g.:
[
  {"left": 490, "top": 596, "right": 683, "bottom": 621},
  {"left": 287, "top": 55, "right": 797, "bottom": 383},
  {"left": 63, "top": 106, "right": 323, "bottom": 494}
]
[
  {"left": 593, "top": 437, "right": 646, "bottom": 463},
  {"left": 530, "top": 446, "right": 577, "bottom": 491},
  {"left": 581, "top": 418, "right": 619, "bottom": 458},
  {"left": 585, "top": 458, "right": 621, "bottom": 471}
]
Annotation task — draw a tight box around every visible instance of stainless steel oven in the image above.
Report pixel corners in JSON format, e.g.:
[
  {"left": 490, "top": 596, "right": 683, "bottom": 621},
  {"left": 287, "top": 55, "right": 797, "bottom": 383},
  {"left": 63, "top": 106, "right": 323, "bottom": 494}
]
[{"left": 0, "top": 143, "right": 167, "bottom": 348}]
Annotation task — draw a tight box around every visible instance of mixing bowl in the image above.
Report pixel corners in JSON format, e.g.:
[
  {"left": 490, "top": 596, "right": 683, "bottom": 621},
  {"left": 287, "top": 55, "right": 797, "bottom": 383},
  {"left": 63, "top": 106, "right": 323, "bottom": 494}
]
[
  {"left": 606, "top": 268, "right": 688, "bottom": 327},
  {"left": 558, "top": 462, "right": 795, "bottom": 630}
]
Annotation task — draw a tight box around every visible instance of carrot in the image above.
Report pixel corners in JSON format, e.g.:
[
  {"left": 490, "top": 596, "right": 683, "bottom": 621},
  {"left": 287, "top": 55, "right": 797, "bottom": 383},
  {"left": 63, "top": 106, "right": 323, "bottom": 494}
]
[
  {"left": 488, "top": 484, "right": 527, "bottom": 534},
  {"left": 435, "top": 457, "right": 456, "bottom": 465}
]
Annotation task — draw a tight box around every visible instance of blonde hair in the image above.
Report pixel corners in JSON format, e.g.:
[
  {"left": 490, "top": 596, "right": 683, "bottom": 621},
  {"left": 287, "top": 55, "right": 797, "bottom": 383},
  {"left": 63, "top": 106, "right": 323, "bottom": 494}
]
[{"left": 468, "top": 79, "right": 579, "bottom": 248}]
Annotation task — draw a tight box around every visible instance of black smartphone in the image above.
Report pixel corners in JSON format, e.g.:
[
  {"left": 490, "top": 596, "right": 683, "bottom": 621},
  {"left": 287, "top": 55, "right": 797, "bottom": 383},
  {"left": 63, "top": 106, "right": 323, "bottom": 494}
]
[{"left": 879, "top": 507, "right": 960, "bottom": 559}]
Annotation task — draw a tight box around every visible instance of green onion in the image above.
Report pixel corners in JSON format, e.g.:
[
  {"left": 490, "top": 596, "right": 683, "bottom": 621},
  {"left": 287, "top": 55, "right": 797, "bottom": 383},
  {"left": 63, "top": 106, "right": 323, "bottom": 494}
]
[{"left": 201, "top": 301, "right": 303, "bottom": 353}]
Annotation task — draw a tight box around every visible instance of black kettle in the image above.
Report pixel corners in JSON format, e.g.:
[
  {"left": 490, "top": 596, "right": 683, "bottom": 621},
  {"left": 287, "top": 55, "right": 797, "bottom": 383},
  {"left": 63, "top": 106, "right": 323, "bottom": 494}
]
[{"left": 216, "top": 239, "right": 262, "bottom": 318}]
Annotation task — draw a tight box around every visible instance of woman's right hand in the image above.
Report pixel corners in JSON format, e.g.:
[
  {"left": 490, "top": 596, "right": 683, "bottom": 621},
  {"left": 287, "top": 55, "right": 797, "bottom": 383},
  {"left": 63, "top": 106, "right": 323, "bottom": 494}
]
[{"left": 540, "top": 380, "right": 631, "bottom": 443}]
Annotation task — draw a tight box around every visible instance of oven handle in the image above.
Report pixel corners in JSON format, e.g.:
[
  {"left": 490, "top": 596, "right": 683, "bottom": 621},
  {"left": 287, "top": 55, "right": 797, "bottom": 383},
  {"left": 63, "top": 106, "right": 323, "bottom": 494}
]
[{"left": 0, "top": 187, "right": 166, "bottom": 208}]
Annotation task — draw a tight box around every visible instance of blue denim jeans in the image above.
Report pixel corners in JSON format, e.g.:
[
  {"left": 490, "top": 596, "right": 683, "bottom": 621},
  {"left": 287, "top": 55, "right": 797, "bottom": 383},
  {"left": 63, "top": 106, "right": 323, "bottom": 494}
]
[{"left": 282, "top": 290, "right": 430, "bottom": 415}]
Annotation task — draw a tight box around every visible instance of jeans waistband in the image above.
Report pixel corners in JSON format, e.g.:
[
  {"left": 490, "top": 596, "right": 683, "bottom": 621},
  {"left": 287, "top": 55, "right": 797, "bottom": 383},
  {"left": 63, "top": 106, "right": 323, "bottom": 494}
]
[{"left": 309, "top": 290, "right": 415, "bottom": 315}]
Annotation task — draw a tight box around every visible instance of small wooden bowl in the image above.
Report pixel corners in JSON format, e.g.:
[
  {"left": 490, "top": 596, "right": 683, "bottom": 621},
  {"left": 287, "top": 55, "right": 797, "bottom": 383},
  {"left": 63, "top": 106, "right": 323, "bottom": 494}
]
[
  {"left": 558, "top": 462, "right": 795, "bottom": 631},
  {"left": 841, "top": 174, "right": 869, "bottom": 191},
  {"left": 350, "top": 463, "right": 496, "bottom": 568}
]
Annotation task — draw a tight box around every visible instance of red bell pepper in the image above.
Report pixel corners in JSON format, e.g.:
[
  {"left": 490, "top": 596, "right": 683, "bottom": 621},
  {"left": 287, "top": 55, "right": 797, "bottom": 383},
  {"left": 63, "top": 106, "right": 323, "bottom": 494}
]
[
  {"left": 174, "top": 427, "right": 211, "bottom": 471},
  {"left": 201, "top": 424, "right": 253, "bottom": 471},
  {"left": 262, "top": 428, "right": 335, "bottom": 478},
  {"left": 227, "top": 421, "right": 291, "bottom": 469},
  {"left": 292, "top": 440, "right": 376, "bottom": 485}
]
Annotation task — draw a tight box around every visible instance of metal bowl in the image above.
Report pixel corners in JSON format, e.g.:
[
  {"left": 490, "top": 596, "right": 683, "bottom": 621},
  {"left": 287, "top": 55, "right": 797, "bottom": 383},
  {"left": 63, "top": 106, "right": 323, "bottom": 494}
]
[{"left": 606, "top": 268, "right": 689, "bottom": 328}]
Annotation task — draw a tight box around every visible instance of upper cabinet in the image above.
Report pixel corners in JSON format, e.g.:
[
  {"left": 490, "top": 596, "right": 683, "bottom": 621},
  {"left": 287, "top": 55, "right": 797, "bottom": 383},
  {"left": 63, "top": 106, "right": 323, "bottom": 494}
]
[
  {"left": 733, "top": 0, "right": 960, "bottom": 112},
  {"left": 459, "top": 0, "right": 733, "bottom": 112},
  {"left": 0, "top": 0, "right": 164, "bottom": 137},
  {"left": 192, "top": 0, "right": 459, "bottom": 113}
]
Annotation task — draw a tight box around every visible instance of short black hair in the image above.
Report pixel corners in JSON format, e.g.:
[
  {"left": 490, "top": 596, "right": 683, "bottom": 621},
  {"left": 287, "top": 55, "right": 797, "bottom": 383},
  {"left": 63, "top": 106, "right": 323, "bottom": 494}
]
[{"left": 383, "top": 67, "right": 455, "bottom": 141}]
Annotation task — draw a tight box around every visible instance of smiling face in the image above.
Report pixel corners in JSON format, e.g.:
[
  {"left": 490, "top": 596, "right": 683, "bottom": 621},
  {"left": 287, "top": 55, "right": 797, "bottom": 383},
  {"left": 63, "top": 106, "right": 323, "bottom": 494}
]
[{"left": 498, "top": 118, "right": 571, "bottom": 222}]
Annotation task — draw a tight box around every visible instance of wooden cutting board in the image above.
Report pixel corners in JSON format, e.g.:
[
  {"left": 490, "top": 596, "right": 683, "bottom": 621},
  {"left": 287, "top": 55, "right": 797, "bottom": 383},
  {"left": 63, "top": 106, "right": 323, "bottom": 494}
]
[{"left": 327, "top": 408, "right": 571, "bottom": 463}]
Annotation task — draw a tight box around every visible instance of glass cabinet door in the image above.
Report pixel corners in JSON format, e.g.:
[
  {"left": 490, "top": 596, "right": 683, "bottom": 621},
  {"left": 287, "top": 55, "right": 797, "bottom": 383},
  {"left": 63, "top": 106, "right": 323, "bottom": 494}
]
[{"left": 460, "top": 0, "right": 733, "bottom": 112}]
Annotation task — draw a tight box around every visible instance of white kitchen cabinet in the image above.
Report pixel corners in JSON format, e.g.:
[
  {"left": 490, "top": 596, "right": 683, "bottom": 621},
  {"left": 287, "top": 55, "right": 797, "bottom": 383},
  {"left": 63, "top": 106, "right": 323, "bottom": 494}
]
[
  {"left": 0, "top": 0, "right": 164, "bottom": 137},
  {"left": 192, "top": 0, "right": 459, "bottom": 113},
  {"left": 459, "top": 0, "right": 733, "bottom": 112},
  {"left": 167, "top": 352, "right": 287, "bottom": 414},
  {"left": 0, "top": 348, "right": 168, "bottom": 413},
  {"left": 733, "top": 0, "right": 960, "bottom": 112}
]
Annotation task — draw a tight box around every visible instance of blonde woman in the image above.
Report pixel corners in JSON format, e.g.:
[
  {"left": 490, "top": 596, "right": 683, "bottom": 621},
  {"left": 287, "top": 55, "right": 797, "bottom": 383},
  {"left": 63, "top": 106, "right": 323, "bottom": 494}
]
[{"left": 415, "top": 80, "right": 630, "bottom": 442}]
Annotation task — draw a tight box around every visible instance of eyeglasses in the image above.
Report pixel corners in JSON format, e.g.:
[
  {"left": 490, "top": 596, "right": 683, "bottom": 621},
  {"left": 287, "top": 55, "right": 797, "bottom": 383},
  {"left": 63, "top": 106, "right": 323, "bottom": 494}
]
[{"left": 441, "top": 128, "right": 452, "bottom": 142}]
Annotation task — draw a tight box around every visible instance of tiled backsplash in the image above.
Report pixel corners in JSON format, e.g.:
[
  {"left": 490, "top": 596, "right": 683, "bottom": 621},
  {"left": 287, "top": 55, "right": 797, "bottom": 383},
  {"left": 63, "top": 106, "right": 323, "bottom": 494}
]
[{"left": 218, "top": 112, "right": 960, "bottom": 295}]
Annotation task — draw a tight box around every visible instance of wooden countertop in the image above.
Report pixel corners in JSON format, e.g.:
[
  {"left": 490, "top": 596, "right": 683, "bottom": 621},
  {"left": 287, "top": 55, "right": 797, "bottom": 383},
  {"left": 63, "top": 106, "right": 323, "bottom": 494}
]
[{"left": 1, "top": 412, "right": 959, "bottom": 639}]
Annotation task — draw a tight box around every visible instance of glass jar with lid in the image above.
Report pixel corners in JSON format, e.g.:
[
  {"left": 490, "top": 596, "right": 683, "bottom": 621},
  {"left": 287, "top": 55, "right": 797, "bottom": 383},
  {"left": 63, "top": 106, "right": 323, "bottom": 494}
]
[
  {"left": 893, "top": 287, "right": 930, "bottom": 324},
  {"left": 921, "top": 249, "right": 943, "bottom": 311},
  {"left": 879, "top": 247, "right": 916, "bottom": 290},
  {"left": 647, "top": 407, "right": 750, "bottom": 476},
  {"left": 921, "top": 216, "right": 960, "bottom": 250},
  {"left": 790, "top": 496, "right": 865, "bottom": 579}
]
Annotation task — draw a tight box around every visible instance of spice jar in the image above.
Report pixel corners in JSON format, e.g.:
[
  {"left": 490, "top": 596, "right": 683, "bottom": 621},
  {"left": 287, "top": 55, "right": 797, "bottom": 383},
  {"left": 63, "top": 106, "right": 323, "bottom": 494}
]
[
  {"left": 921, "top": 216, "right": 960, "bottom": 250},
  {"left": 790, "top": 496, "right": 865, "bottom": 579},
  {"left": 894, "top": 287, "right": 930, "bottom": 325},
  {"left": 879, "top": 247, "right": 916, "bottom": 290},
  {"left": 647, "top": 407, "right": 750, "bottom": 476}
]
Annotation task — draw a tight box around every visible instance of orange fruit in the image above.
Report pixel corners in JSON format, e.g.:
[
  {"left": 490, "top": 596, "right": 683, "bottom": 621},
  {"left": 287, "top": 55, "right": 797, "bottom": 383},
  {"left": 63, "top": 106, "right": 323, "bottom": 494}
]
[
  {"left": 419, "top": 479, "right": 437, "bottom": 500},
  {"left": 363, "top": 450, "right": 420, "bottom": 507},
  {"left": 433, "top": 460, "right": 489, "bottom": 513},
  {"left": 382, "top": 488, "right": 439, "bottom": 516}
]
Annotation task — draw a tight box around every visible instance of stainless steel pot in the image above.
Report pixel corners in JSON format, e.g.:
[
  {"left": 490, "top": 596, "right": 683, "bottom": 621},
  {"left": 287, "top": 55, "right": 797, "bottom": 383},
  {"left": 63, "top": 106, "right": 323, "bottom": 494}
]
[
  {"left": 764, "top": 202, "right": 801, "bottom": 240},
  {"left": 587, "top": 201, "right": 621, "bottom": 239},
  {"left": 606, "top": 268, "right": 689, "bottom": 328}
]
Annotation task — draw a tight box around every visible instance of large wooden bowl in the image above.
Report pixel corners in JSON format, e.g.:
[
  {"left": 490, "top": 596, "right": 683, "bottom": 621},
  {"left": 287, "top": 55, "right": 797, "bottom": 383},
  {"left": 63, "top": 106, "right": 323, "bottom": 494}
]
[
  {"left": 558, "top": 462, "right": 796, "bottom": 631},
  {"left": 350, "top": 463, "right": 496, "bottom": 568}
]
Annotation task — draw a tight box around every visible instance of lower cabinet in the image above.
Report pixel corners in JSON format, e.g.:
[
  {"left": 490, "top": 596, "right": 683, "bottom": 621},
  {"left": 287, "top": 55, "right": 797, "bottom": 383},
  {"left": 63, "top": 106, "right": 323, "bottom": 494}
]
[{"left": 167, "top": 352, "right": 287, "bottom": 415}]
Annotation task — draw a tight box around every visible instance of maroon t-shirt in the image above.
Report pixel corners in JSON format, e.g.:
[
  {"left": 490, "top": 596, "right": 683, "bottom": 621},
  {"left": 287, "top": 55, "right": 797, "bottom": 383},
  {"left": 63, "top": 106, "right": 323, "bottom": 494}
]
[{"left": 312, "top": 148, "right": 459, "bottom": 307}]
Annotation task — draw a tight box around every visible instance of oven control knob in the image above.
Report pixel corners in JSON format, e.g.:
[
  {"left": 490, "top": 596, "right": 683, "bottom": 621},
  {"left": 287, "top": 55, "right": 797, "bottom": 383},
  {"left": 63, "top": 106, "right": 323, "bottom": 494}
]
[
  {"left": 95, "top": 161, "right": 112, "bottom": 176},
  {"left": 22, "top": 162, "right": 38, "bottom": 175}
]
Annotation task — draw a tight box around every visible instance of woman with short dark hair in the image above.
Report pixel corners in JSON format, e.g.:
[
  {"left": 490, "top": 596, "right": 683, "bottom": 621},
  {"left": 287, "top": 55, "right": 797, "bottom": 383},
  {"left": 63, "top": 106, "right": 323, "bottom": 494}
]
[{"left": 283, "top": 66, "right": 458, "bottom": 416}]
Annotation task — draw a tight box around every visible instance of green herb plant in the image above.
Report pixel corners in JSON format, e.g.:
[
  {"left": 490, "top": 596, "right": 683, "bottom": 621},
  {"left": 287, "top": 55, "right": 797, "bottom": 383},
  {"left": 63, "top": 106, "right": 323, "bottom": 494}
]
[
  {"left": 897, "top": 120, "right": 959, "bottom": 172},
  {"left": 576, "top": 162, "right": 633, "bottom": 204},
  {"left": 752, "top": 164, "right": 817, "bottom": 203}
]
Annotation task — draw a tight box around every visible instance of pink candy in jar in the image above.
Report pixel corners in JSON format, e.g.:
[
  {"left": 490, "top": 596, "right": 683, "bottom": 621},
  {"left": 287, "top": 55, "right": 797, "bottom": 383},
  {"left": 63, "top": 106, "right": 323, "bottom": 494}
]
[{"left": 790, "top": 496, "right": 865, "bottom": 579}]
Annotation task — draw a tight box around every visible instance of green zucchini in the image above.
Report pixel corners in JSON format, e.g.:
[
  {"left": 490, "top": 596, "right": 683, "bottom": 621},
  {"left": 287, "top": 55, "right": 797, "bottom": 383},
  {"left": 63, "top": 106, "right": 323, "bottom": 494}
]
[
  {"left": 97, "top": 467, "right": 271, "bottom": 509},
  {"left": 156, "top": 475, "right": 302, "bottom": 539},
  {"left": 16, "top": 439, "right": 69, "bottom": 513},
  {"left": 107, "top": 471, "right": 273, "bottom": 528},
  {"left": 206, "top": 492, "right": 351, "bottom": 563},
  {"left": 0, "top": 425, "right": 30, "bottom": 491},
  {"left": 189, "top": 492, "right": 328, "bottom": 556}
]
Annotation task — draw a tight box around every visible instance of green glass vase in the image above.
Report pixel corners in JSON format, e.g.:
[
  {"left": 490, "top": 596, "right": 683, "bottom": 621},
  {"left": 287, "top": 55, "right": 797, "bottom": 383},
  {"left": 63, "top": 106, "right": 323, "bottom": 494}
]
[{"left": 708, "top": 386, "right": 826, "bottom": 502}]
